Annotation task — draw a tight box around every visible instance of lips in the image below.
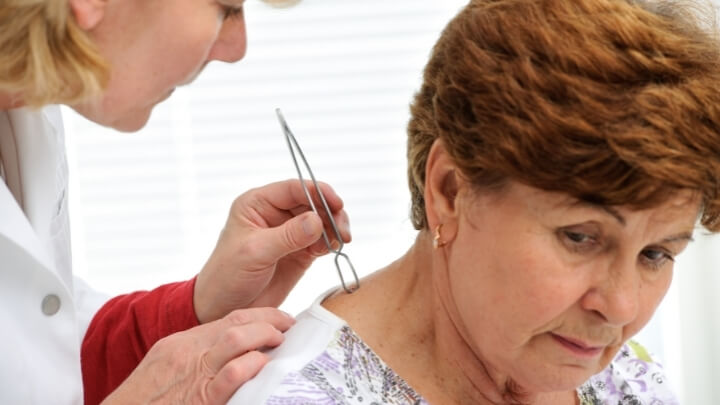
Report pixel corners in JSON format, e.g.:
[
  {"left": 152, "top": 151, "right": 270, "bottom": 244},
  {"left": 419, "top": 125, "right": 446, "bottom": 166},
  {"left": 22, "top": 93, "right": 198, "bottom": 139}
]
[{"left": 551, "top": 333, "right": 605, "bottom": 358}]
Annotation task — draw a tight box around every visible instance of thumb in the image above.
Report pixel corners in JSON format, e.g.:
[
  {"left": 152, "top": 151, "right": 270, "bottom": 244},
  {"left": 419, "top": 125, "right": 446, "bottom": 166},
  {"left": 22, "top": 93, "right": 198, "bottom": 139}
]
[{"left": 256, "top": 211, "right": 323, "bottom": 263}]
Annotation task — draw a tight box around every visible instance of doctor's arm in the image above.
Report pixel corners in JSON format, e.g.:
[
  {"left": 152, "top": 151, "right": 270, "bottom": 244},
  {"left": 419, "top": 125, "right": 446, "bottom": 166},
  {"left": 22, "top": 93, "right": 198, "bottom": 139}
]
[{"left": 81, "top": 180, "right": 351, "bottom": 405}]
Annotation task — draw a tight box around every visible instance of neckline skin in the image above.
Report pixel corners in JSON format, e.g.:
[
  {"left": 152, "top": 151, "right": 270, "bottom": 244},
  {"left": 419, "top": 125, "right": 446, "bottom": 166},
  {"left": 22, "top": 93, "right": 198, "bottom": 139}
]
[
  {"left": 0, "top": 92, "right": 25, "bottom": 110},
  {"left": 322, "top": 232, "right": 579, "bottom": 405}
]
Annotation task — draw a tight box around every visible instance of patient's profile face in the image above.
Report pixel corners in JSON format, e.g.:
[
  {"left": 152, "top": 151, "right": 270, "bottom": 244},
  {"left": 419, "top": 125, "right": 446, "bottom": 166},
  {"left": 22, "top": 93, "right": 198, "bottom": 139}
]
[{"left": 443, "top": 181, "right": 698, "bottom": 392}]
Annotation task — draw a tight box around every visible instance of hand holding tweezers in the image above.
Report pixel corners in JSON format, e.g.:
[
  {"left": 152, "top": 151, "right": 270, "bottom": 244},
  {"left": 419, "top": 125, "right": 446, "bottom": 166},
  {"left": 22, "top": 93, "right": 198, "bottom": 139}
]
[{"left": 275, "top": 108, "right": 360, "bottom": 293}]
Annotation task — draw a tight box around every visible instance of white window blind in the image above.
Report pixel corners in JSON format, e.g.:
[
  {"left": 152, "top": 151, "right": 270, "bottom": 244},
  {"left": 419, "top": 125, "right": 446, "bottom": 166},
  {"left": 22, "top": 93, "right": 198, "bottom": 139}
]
[{"left": 62, "top": 1, "right": 719, "bottom": 402}]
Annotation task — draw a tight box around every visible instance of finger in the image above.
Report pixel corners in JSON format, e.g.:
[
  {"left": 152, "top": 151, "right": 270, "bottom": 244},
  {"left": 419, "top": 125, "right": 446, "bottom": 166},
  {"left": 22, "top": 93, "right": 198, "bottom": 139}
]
[
  {"left": 223, "top": 307, "right": 296, "bottom": 331},
  {"left": 247, "top": 179, "right": 344, "bottom": 216},
  {"left": 310, "top": 181, "right": 345, "bottom": 213},
  {"left": 305, "top": 211, "right": 351, "bottom": 256},
  {"left": 203, "top": 321, "right": 285, "bottom": 374},
  {"left": 233, "top": 180, "right": 341, "bottom": 231},
  {"left": 189, "top": 306, "right": 295, "bottom": 348},
  {"left": 307, "top": 237, "right": 332, "bottom": 256},
  {"left": 206, "top": 351, "right": 269, "bottom": 404},
  {"left": 333, "top": 209, "right": 351, "bottom": 243},
  {"left": 295, "top": 180, "right": 345, "bottom": 214},
  {"left": 246, "top": 211, "right": 325, "bottom": 264},
  {"left": 291, "top": 204, "right": 351, "bottom": 244}
]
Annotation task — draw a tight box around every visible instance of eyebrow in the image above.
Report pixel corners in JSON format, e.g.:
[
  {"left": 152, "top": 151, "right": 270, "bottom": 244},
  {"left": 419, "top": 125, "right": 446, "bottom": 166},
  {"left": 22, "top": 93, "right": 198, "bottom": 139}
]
[
  {"left": 570, "top": 201, "right": 626, "bottom": 225},
  {"left": 217, "top": 0, "right": 245, "bottom": 6},
  {"left": 570, "top": 201, "right": 695, "bottom": 244},
  {"left": 600, "top": 206, "right": 625, "bottom": 226},
  {"left": 659, "top": 232, "right": 695, "bottom": 244}
]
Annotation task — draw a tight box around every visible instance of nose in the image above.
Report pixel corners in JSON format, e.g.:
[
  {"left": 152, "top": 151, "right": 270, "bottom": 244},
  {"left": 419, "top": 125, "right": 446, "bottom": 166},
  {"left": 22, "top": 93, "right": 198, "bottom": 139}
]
[
  {"left": 208, "top": 15, "right": 248, "bottom": 63},
  {"left": 581, "top": 257, "right": 641, "bottom": 326}
]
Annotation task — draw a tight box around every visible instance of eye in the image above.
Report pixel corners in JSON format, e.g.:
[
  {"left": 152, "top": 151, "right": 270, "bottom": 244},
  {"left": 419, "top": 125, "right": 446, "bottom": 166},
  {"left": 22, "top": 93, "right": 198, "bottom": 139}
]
[
  {"left": 565, "top": 230, "right": 591, "bottom": 243},
  {"left": 558, "top": 227, "right": 600, "bottom": 253},
  {"left": 639, "top": 247, "right": 674, "bottom": 270},
  {"left": 223, "top": 5, "right": 244, "bottom": 20}
]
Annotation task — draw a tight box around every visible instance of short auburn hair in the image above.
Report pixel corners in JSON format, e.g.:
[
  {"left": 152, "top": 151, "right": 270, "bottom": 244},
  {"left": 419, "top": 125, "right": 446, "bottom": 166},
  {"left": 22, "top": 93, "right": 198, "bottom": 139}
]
[
  {"left": 407, "top": 0, "right": 720, "bottom": 231},
  {"left": 0, "top": 0, "right": 296, "bottom": 108}
]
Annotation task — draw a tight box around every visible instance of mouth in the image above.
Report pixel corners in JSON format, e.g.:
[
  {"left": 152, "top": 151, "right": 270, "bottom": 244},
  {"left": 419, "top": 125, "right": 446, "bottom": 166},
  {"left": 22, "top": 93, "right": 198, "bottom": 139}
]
[{"left": 551, "top": 333, "right": 605, "bottom": 358}]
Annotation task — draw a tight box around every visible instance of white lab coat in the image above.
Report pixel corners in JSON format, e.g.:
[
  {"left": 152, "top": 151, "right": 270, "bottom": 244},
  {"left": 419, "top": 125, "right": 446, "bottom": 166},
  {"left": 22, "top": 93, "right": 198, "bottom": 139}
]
[{"left": 0, "top": 106, "right": 109, "bottom": 404}]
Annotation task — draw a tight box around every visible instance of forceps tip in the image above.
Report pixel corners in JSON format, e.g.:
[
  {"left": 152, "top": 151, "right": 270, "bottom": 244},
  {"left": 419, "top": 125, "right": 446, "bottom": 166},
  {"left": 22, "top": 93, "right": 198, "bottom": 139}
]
[{"left": 275, "top": 108, "right": 286, "bottom": 122}]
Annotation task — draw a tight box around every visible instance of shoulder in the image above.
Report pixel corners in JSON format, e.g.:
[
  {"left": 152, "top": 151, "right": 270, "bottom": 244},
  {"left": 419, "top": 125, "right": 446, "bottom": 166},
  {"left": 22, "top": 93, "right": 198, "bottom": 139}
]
[
  {"left": 261, "top": 325, "right": 427, "bottom": 405},
  {"left": 227, "top": 294, "right": 347, "bottom": 404},
  {"left": 228, "top": 291, "right": 428, "bottom": 405},
  {"left": 578, "top": 340, "right": 679, "bottom": 405}
]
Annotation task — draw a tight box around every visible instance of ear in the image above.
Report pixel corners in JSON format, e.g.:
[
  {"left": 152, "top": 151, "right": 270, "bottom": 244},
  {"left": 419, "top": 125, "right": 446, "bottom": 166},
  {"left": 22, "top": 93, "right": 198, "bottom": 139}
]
[
  {"left": 68, "top": 0, "right": 107, "bottom": 30},
  {"left": 424, "top": 139, "right": 462, "bottom": 242}
]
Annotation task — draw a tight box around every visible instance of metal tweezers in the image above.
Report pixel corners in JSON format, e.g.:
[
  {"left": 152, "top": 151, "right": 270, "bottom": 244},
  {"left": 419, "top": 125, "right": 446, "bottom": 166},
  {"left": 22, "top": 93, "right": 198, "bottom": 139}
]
[{"left": 275, "top": 108, "right": 360, "bottom": 293}]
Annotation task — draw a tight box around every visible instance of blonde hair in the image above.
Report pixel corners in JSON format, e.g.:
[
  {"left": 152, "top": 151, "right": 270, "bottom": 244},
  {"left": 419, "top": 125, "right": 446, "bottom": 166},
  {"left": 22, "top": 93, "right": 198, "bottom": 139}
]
[
  {"left": 0, "top": 0, "right": 297, "bottom": 108},
  {"left": 0, "top": 0, "right": 109, "bottom": 107}
]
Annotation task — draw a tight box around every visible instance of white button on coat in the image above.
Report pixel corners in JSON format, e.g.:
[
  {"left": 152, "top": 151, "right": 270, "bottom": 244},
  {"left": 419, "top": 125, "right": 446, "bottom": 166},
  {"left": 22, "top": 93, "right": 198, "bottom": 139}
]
[
  {"left": 0, "top": 107, "right": 109, "bottom": 404},
  {"left": 42, "top": 294, "right": 61, "bottom": 316}
]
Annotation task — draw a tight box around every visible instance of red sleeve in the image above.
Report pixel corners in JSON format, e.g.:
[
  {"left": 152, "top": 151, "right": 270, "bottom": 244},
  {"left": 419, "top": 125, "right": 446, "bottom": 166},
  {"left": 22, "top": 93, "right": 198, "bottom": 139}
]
[{"left": 81, "top": 277, "right": 200, "bottom": 405}]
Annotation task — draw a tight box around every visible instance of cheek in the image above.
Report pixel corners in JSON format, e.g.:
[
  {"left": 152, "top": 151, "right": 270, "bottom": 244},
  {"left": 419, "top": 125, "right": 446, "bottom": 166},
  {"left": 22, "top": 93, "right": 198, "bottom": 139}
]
[
  {"left": 136, "top": 23, "right": 221, "bottom": 102},
  {"left": 622, "top": 272, "right": 673, "bottom": 340},
  {"left": 447, "top": 227, "right": 585, "bottom": 349},
  {"left": 154, "top": 15, "right": 222, "bottom": 84},
  {"left": 177, "top": 26, "right": 221, "bottom": 73}
]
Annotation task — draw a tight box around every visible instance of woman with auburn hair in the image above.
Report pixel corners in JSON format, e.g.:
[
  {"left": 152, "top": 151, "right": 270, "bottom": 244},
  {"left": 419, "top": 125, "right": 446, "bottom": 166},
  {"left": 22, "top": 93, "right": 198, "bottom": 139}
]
[
  {"left": 230, "top": 0, "right": 720, "bottom": 403},
  {"left": 0, "top": 0, "right": 351, "bottom": 404}
]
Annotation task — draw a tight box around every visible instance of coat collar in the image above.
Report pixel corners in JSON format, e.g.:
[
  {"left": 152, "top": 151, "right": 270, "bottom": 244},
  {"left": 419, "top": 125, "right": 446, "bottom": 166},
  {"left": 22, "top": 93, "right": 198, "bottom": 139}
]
[
  {"left": 0, "top": 107, "right": 62, "bottom": 274},
  {"left": 0, "top": 181, "right": 54, "bottom": 271}
]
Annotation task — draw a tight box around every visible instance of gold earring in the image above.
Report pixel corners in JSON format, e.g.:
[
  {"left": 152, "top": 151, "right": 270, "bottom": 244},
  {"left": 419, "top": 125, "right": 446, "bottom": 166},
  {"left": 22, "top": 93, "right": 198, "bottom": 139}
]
[{"left": 433, "top": 224, "right": 447, "bottom": 249}]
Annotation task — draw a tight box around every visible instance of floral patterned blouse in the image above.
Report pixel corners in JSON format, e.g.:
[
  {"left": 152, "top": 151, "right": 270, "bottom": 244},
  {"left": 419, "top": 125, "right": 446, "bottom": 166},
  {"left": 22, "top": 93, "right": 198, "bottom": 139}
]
[{"left": 228, "top": 292, "right": 679, "bottom": 405}]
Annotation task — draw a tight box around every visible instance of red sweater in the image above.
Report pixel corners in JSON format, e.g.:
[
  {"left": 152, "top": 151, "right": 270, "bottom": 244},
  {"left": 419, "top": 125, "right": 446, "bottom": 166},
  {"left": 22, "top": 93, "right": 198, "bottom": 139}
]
[{"left": 81, "top": 278, "right": 200, "bottom": 405}]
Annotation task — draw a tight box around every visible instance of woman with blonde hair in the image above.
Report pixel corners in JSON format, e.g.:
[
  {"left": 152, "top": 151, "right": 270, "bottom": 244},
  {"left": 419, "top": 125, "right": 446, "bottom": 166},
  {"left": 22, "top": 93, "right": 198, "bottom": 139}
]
[
  {"left": 230, "top": 0, "right": 720, "bottom": 403},
  {"left": 0, "top": 0, "right": 351, "bottom": 404}
]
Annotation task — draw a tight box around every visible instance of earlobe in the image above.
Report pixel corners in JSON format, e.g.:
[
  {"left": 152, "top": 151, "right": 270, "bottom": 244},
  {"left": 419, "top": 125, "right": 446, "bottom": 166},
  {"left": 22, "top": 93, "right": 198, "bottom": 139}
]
[
  {"left": 68, "top": 0, "right": 106, "bottom": 31},
  {"left": 424, "top": 140, "right": 461, "bottom": 242}
]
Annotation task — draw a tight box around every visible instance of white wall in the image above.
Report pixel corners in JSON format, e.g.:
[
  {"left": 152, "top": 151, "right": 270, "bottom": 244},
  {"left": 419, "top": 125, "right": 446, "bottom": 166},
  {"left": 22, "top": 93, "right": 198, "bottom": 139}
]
[{"left": 63, "top": 0, "right": 720, "bottom": 402}]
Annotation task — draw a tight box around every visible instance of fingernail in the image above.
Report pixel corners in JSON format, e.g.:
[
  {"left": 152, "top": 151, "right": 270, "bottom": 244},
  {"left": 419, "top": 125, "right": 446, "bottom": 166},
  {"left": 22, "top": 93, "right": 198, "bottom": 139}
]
[
  {"left": 343, "top": 218, "right": 351, "bottom": 238},
  {"left": 331, "top": 240, "right": 341, "bottom": 251},
  {"left": 301, "top": 215, "right": 316, "bottom": 236},
  {"left": 339, "top": 217, "right": 351, "bottom": 240}
]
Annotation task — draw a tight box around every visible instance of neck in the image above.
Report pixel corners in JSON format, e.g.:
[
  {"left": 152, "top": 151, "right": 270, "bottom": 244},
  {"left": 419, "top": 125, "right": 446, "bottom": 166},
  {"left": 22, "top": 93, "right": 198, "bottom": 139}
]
[
  {"left": 323, "top": 232, "right": 578, "bottom": 405},
  {"left": 0, "top": 91, "right": 25, "bottom": 110}
]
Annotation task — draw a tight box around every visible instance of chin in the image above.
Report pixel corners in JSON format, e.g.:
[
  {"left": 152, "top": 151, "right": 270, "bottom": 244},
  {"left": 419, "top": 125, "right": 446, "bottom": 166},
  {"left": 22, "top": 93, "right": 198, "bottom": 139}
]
[
  {"left": 71, "top": 101, "right": 154, "bottom": 133},
  {"left": 109, "top": 108, "right": 154, "bottom": 132},
  {"left": 510, "top": 363, "right": 600, "bottom": 394}
]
